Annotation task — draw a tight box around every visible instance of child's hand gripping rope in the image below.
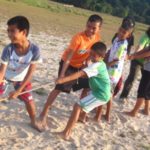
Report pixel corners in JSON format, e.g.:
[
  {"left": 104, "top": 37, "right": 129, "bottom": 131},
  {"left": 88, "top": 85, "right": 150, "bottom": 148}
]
[{"left": 0, "top": 82, "right": 50, "bottom": 103}]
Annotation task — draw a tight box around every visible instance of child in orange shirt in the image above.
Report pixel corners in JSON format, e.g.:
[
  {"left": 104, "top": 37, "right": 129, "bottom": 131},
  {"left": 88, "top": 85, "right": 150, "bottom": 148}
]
[{"left": 37, "top": 14, "right": 103, "bottom": 130}]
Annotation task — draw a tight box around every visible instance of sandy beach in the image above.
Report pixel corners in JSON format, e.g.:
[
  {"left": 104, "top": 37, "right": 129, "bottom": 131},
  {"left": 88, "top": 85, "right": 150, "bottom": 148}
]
[{"left": 0, "top": 2, "right": 150, "bottom": 150}]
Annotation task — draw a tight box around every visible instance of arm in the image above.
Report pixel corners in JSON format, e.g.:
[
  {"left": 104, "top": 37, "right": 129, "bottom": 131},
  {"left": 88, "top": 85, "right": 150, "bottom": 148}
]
[
  {"left": 107, "top": 44, "right": 126, "bottom": 67},
  {"left": 59, "top": 49, "right": 74, "bottom": 78},
  {"left": 59, "top": 34, "right": 80, "bottom": 78},
  {"left": 107, "top": 59, "right": 119, "bottom": 67},
  {"left": 129, "top": 46, "right": 150, "bottom": 60},
  {"left": 0, "top": 46, "right": 10, "bottom": 82},
  {"left": 134, "top": 34, "right": 148, "bottom": 53},
  {"left": 134, "top": 45, "right": 144, "bottom": 53},
  {"left": 104, "top": 50, "right": 110, "bottom": 64},
  {"left": 0, "top": 64, "right": 7, "bottom": 83},
  {"left": 57, "top": 70, "right": 87, "bottom": 84},
  {"left": 9, "top": 64, "right": 36, "bottom": 99},
  {"left": 104, "top": 50, "right": 119, "bottom": 67},
  {"left": 17, "top": 64, "right": 36, "bottom": 92}
]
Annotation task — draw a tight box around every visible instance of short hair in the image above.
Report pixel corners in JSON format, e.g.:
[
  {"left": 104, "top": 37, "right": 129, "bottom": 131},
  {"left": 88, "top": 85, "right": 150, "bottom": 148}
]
[
  {"left": 7, "top": 16, "right": 30, "bottom": 36},
  {"left": 122, "top": 16, "right": 135, "bottom": 28},
  {"left": 146, "top": 27, "right": 150, "bottom": 38},
  {"left": 87, "top": 14, "right": 103, "bottom": 25},
  {"left": 121, "top": 22, "right": 134, "bottom": 31},
  {"left": 91, "top": 42, "right": 107, "bottom": 58}
]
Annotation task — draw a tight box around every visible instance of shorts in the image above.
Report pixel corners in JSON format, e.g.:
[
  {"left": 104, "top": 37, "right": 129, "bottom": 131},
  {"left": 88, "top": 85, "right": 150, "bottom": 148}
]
[
  {"left": 137, "top": 69, "right": 150, "bottom": 100},
  {"left": 78, "top": 93, "right": 107, "bottom": 113},
  {"left": 0, "top": 81, "right": 33, "bottom": 103},
  {"left": 55, "top": 60, "right": 89, "bottom": 93}
]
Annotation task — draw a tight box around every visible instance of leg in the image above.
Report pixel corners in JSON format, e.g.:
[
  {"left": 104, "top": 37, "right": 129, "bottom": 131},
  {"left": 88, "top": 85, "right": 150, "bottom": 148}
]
[
  {"left": 39, "top": 89, "right": 61, "bottom": 128},
  {"left": 144, "top": 100, "right": 149, "bottom": 115},
  {"left": 105, "top": 98, "right": 112, "bottom": 122},
  {"left": 78, "top": 88, "right": 89, "bottom": 123},
  {"left": 143, "top": 74, "right": 150, "bottom": 115},
  {"left": 120, "top": 60, "right": 141, "bottom": 99},
  {"left": 125, "top": 98, "right": 144, "bottom": 117},
  {"left": 113, "top": 76, "right": 123, "bottom": 97},
  {"left": 94, "top": 106, "right": 103, "bottom": 123},
  {"left": 25, "top": 101, "right": 36, "bottom": 123},
  {"left": 13, "top": 82, "right": 44, "bottom": 131},
  {"left": 80, "top": 93, "right": 106, "bottom": 124},
  {"left": 25, "top": 100, "right": 50, "bottom": 131},
  {"left": 126, "top": 69, "right": 150, "bottom": 117},
  {"left": 0, "top": 82, "right": 5, "bottom": 95},
  {"left": 59, "top": 103, "right": 82, "bottom": 140}
]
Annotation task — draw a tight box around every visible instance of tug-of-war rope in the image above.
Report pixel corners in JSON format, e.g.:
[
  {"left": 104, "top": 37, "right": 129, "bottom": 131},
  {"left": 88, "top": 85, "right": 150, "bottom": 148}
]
[{"left": 0, "top": 81, "right": 50, "bottom": 102}]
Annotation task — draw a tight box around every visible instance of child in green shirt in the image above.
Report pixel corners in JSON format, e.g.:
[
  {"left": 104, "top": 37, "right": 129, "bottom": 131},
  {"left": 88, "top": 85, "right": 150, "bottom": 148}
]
[{"left": 56, "top": 42, "right": 111, "bottom": 140}]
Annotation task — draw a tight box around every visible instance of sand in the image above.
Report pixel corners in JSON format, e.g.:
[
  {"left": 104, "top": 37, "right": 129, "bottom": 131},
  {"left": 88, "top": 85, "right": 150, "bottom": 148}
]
[{"left": 0, "top": 17, "right": 150, "bottom": 150}]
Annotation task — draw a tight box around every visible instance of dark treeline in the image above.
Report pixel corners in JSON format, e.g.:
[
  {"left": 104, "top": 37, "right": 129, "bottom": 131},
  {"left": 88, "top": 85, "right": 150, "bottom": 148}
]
[{"left": 53, "top": 0, "right": 150, "bottom": 24}]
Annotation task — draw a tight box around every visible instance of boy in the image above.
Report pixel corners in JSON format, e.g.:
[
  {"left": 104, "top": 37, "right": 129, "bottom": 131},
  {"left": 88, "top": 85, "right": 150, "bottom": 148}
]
[
  {"left": 112, "top": 16, "right": 135, "bottom": 55},
  {"left": 112, "top": 16, "right": 135, "bottom": 97},
  {"left": 56, "top": 42, "right": 111, "bottom": 140},
  {"left": 38, "top": 14, "right": 103, "bottom": 129},
  {"left": 125, "top": 46, "right": 150, "bottom": 116},
  {"left": 0, "top": 16, "right": 41, "bottom": 130},
  {"left": 103, "top": 22, "right": 134, "bottom": 122}
]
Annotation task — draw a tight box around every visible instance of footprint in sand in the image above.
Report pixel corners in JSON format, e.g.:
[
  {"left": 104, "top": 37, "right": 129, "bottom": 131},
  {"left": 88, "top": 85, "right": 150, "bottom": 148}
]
[
  {"left": 0, "top": 123, "right": 34, "bottom": 141},
  {"left": 117, "top": 113, "right": 128, "bottom": 124}
]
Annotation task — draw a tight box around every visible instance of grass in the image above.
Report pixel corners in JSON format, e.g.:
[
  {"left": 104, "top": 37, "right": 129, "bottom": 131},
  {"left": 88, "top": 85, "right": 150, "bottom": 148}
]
[
  {"left": 0, "top": 0, "right": 148, "bottom": 45},
  {"left": 6, "top": 0, "right": 91, "bottom": 16}
]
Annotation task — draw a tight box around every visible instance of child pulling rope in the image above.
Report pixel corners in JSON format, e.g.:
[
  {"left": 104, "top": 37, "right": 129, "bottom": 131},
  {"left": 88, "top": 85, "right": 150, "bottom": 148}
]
[{"left": 0, "top": 82, "right": 50, "bottom": 102}]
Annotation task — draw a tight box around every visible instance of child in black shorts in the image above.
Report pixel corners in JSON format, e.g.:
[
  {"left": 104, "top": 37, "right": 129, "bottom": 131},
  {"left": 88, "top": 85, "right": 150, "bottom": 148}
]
[{"left": 125, "top": 46, "right": 150, "bottom": 116}]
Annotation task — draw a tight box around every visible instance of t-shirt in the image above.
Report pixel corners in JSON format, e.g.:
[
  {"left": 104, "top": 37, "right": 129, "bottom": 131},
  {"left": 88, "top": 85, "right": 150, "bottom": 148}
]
[
  {"left": 112, "top": 33, "right": 134, "bottom": 54},
  {"left": 141, "top": 33, "right": 150, "bottom": 71},
  {"left": 83, "top": 60, "right": 111, "bottom": 102},
  {"left": 108, "top": 37, "right": 128, "bottom": 85},
  {"left": 136, "top": 33, "right": 150, "bottom": 65},
  {"left": 1, "top": 42, "right": 40, "bottom": 81},
  {"left": 62, "top": 32, "right": 100, "bottom": 68}
]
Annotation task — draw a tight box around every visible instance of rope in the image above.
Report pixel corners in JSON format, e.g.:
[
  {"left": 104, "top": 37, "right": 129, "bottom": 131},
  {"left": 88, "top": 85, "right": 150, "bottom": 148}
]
[{"left": 0, "top": 82, "right": 50, "bottom": 102}]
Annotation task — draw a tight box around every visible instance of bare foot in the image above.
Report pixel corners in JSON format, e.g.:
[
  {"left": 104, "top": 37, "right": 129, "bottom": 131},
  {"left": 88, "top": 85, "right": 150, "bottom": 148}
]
[
  {"left": 31, "top": 121, "right": 44, "bottom": 132},
  {"left": 104, "top": 114, "right": 110, "bottom": 123},
  {"left": 124, "top": 111, "right": 136, "bottom": 117},
  {"left": 38, "top": 116, "right": 49, "bottom": 130},
  {"left": 78, "top": 115, "right": 88, "bottom": 124},
  {"left": 92, "top": 116, "right": 101, "bottom": 124},
  {"left": 141, "top": 109, "right": 149, "bottom": 116},
  {"left": 57, "top": 132, "right": 70, "bottom": 141}
]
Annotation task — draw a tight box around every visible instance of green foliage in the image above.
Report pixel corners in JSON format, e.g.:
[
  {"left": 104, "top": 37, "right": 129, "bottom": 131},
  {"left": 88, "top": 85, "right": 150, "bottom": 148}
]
[{"left": 53, "top": 0, "right": 150, "bottom": 24}]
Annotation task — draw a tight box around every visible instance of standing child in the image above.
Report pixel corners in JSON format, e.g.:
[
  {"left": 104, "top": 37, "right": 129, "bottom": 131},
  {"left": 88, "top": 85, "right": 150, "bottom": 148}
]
[
  {"left": 56, "top": 42, "right": 111, "bottom": 140},
  {"left": 0, "top": 16, "right": 41, "bottom": 130},
  {"left": 38, "top": 14, "right": 103, "bottom": 130},
  {"left": 120, "top": 27, "right": 150, "bottom": 102},
  {"left": 112, "top": 16, "right": 135, "bottom": 97},
  {"left": 103, "top": 22, "right": 134, "bottom": 122},
  {"left": 125, "top": 46, "right": 150, "bottom": 116}
]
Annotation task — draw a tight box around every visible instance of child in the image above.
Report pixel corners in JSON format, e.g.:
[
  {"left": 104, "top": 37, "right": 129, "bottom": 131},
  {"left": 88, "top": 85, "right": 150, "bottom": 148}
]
[
  {"left": 0, "top": 16, "right": 41, "bottom": 130},
  {"left": 112, "top": 16, "right": 135, "bottom": 97},
  {"left": 103, "top": 22, "right": 134, "bottom": 122},
  {"left": 56, "top": 42, "right": 111, "bottom": 140},
  {"left": 38, "top": 14, "right": 103, "bottom": 129},
  {"left": 112, "top": 16, "right": 135, "bottom": 55},
  {"left": 125, "top": 46, "right": 150, "bottom": 116},
  {"left": 120, "top": 27, "right": 150, "bottom": 102}
]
